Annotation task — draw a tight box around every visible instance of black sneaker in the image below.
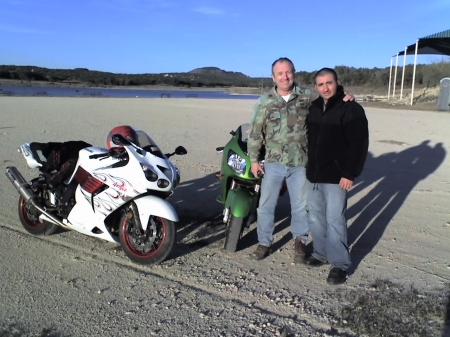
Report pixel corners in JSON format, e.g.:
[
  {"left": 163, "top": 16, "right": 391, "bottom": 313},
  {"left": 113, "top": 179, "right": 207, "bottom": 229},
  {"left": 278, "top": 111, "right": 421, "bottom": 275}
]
[
  {"left": 293, "top": 237, "right": 306, "bottom": 264},
  {"left": 327, "top": 268, "right": 348, "bottom": 285},
  {"left": 250, "top": 245, "right": 271, "bottom": 260}
]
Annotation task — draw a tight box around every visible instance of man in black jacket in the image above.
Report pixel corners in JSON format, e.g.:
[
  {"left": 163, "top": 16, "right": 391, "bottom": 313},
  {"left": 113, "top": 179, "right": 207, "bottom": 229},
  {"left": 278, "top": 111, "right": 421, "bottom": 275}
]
[{"left": 305, "top": 68, "right": 369, "bottom": 285}]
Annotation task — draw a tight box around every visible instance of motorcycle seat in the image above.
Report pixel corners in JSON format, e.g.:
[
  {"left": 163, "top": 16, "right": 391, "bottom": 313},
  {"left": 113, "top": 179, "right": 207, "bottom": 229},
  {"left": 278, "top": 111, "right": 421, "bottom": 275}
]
[{"left": 29, "top": 141, "right": 92, "bottom": 186}]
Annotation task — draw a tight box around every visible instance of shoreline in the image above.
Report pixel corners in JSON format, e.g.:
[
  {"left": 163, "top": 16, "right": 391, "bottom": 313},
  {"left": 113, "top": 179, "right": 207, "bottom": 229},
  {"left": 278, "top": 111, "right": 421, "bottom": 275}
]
[{"left": 1, "top": 79, "right": 442, "bottom": 111}]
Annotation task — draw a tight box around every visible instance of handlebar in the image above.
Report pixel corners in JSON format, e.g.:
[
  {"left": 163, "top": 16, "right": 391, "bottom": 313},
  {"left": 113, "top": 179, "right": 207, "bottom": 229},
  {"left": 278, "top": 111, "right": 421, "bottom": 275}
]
[
  {"left": 89, "top": 147, "right": 127, "bottom": 160},
  {"left": 89, "top": 153, "right": 109, "bottom": 159}
]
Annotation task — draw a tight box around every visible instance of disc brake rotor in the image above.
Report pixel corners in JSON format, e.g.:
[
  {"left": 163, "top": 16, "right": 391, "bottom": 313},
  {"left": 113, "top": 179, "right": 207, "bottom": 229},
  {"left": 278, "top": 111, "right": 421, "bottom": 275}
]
[
  {"left": 126, "top": 217, "right": 159, "bottom": 253},
  {"left": 24, "top": 200, "right": 41, "bottom": 222}
]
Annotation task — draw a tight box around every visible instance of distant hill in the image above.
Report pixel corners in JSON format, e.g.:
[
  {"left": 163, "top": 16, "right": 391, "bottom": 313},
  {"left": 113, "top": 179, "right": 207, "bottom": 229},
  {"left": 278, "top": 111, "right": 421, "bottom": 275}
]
[
  {"left": 189, "top": 67, "right": 249, "bottom": 78},
  {"left": 1, "top": 61, "right": 448, "bottom": 89},
  {"left": 0, "top": 65, "right": 265, "bottom": 88}
]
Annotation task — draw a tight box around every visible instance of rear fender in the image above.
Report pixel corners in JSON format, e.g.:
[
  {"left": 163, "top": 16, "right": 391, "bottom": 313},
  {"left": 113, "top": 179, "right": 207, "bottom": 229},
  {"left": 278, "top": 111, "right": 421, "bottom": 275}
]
[
  {"left": 225, "top": 188, "right": 255, "bottom": 218},
  {"left": 133, "top": 196, "right": 178, "bottom": 231}
]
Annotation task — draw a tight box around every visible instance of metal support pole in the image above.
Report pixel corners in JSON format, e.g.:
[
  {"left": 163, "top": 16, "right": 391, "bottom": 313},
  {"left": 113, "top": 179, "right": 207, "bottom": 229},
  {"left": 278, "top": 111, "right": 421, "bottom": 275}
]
[
  {"left": 410, "top": 40, "right": 419, "bottom": 105},
  {"left": 392, "top": 53, "right": 399, "bottom": 98},
  {"left": 388, "top": 58, "right": 393, "bottom": 100},
  {"left": 400, "top": 47, "right": 407, "bottom": 99}
]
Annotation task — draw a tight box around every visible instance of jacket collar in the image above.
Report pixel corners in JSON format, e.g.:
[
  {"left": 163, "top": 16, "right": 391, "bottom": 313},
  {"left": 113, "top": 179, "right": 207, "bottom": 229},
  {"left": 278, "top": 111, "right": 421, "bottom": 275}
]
[{"left": 269, "top": 83, "right": 310, "bottom": 101}]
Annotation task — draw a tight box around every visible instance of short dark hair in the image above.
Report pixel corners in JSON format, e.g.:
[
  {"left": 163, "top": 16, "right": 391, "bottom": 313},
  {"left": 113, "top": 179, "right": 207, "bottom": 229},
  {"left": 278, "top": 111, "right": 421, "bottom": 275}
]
[
  {"left": 272, "top": 57, "right": 295, "bottom": 74},
  {"left": 314, "top": 67, "right": 338, "bottom": 82}
]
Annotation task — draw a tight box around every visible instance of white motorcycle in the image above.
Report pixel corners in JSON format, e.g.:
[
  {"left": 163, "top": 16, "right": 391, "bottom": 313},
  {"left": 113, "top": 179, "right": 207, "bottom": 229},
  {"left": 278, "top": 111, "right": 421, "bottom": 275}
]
[{"left": 5, "top": 126, "right": 187, "bottom": 265}]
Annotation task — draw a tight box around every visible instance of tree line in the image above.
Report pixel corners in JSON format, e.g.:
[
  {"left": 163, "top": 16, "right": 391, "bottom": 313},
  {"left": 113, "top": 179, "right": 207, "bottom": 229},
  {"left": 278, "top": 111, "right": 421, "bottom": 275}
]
[
  {"left": 0, "top": 60, "right": 449, "bottom": 89},
  {"left": 296, "top": 60, "right": 450, "bottom": 88}
]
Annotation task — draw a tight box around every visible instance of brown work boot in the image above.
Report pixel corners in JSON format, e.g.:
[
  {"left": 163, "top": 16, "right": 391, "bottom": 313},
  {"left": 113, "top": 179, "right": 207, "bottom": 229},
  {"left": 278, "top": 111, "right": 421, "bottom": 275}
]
[
  {"left": 250, "top": 245, "right": 271, "bottom": 260},
  {"left": 293, "top": 237, "right": 306, "bottom": 264}
]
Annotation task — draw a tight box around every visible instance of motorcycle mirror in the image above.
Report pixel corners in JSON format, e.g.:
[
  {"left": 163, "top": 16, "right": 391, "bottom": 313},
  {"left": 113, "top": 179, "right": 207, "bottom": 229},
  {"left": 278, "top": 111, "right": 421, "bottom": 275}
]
[
  {"left": 165, "top": 146, "right": 187, "bottom": 158},
  {"left": 216, "top": 146, "right": 224, "bottom": 152},
  {"left": 112, "top": 134, "right": 131, "bottom": 146},
  {"left": 174, "top": 146, "right": 187, "bottom": 155}
]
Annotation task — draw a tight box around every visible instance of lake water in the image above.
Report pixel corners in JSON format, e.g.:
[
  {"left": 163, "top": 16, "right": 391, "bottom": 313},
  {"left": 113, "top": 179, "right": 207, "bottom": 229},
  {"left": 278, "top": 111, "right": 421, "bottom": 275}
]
[{"left": 0, "top": 85, "right": 261, "bottom": 100}]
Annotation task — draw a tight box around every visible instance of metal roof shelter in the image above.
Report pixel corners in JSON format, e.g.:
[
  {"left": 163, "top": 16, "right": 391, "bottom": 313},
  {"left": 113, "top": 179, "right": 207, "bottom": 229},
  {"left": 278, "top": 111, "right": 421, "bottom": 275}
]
[{"left": 388, "top": 29, "right": 450, "bottom": 105}]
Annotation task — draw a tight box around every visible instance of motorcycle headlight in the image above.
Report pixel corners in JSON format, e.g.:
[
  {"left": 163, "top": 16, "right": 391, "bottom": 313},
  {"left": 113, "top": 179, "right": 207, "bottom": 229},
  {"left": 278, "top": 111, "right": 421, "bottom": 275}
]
[
  {"left": 227, "top": 151, "right": 246, "bottom": 175},
  {"left": 140, "top": 164, "right": 158, "bottom": 182}
]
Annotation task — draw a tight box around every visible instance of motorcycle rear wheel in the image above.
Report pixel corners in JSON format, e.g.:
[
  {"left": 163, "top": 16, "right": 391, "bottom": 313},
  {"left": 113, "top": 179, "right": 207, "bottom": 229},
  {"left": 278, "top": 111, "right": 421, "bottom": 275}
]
[
  {"left": 119, "top": 212, "right": 175, "bottom": 265},
  {"left": 224, "top": 214, "right": 245, "bottom": 253},
  {"left": 18, "top": 197, "right": 58, "bottom": 236}
]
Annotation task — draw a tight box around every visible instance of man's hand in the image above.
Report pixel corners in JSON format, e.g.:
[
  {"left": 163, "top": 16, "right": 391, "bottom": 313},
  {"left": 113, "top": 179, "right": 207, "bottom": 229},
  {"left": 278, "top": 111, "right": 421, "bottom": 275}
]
[
  {"left": 251, "top": 162, "right": 264, "bottom": 178},
  {"left": 343, "top": 91, "right": 355, "bottom": 102},
  {"left": 339, "top": 177, "right": 353, "bottom": 191}
]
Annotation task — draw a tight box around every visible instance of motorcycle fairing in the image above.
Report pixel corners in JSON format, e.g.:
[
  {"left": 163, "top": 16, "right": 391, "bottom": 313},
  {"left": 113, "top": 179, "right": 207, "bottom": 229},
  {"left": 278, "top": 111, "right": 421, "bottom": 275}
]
[{"left": 133, "top": 196, "right": 179, "bottom": 229}]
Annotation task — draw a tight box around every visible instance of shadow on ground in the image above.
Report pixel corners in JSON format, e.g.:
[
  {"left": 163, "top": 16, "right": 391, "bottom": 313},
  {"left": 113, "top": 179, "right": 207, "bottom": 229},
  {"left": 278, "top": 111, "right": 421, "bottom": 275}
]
[
  {"left": 445, "top": 288, "right": 450, "bottom": 337},
  {"left": 167, "top": 173, "right": 293, "bottom": 259},
  {"left": 346, "top": 141, "right": 446, "bottom": 274}
]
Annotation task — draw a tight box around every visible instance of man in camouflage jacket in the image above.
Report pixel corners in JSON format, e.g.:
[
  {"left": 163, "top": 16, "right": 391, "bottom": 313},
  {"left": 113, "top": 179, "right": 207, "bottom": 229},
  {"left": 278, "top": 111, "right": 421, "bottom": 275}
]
[
  {"left": 248, "top": 57, "right": 314, "bottom": 262},
  {"left": 248, "top": 58, "right": 353, "bottom": 262}
]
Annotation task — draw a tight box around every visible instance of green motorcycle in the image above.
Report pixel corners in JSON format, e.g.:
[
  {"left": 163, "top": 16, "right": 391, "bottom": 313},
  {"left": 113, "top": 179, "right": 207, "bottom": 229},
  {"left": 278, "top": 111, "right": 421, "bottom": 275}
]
[{"left": 215, "top": 123, "right": 263, "bottom": 252}]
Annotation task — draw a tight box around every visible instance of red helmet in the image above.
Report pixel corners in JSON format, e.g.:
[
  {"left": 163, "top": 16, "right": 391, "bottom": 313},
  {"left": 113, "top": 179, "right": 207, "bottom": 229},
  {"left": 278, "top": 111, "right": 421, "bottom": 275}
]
[{"left": 106, "top": 125, "right": 138, "bottom": 149}]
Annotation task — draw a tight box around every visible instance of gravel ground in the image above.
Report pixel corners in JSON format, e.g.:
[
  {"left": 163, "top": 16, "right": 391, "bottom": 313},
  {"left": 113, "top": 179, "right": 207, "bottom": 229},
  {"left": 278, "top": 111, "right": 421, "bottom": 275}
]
[{"left": 0, "top": 98, "right": 449, "bottom": 336}]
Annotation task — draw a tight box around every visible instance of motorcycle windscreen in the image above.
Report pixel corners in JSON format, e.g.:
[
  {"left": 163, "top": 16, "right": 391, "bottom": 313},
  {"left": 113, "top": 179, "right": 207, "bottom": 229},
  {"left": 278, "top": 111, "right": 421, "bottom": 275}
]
[
  {"left": 135, "top": 130, "right": 165, "bottom": 158},
  {"left": 239, "top": 123, "right": 250, "bottom": 142}
]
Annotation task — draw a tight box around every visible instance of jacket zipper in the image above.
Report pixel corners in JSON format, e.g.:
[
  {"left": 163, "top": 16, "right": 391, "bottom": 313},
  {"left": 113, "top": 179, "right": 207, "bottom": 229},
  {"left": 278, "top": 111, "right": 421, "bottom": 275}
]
[{"left": 313, "top": 107, "right": 326, "bottom": 183}]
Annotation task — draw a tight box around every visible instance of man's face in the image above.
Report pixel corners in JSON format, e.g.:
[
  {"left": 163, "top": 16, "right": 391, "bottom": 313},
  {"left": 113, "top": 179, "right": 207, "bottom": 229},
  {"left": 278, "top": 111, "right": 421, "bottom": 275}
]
[
  {"left": 315, "top": 73, "right": 339, "bottom": 101},
  {"left": 272, "top": 61, "right": 294, "bottom": 93}
]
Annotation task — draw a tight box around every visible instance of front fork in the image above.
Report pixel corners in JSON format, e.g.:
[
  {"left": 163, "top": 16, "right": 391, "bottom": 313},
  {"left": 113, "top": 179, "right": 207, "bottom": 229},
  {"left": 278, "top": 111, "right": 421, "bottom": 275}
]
[
  {"left": 222, "top": 180, "right": 237, "bottom": 222},
  {"left": 223, "top": 179, "right": 260, "bottom": 224}
]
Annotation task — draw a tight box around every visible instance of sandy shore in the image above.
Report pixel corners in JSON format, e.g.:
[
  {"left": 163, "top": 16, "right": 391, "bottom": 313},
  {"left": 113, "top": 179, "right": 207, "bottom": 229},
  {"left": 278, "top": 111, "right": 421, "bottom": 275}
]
[{"left": 0, "top": 97, "right": 449, "bottom": 336}]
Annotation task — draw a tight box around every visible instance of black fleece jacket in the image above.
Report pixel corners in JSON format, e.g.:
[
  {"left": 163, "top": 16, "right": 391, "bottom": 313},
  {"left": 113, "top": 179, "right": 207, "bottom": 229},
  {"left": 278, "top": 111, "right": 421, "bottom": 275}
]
[{"left": 306, "top": 86, "right": 369, "bottom": 184}]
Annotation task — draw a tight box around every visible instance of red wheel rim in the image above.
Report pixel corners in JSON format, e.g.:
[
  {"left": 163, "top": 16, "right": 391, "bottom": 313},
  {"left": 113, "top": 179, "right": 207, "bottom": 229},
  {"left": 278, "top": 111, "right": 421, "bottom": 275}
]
[
  {"left": 121, "top": 216, "right": 166, "bottom": 259},
  {"left": 19, "top": 198, "right": 45, "bottom": 229}
]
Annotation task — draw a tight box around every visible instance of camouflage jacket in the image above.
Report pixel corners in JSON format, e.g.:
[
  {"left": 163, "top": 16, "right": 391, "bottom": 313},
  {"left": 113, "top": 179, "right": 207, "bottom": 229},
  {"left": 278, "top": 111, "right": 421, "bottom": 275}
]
[{"left": 248, "top": 84, "right": 315, "bottom": 167}]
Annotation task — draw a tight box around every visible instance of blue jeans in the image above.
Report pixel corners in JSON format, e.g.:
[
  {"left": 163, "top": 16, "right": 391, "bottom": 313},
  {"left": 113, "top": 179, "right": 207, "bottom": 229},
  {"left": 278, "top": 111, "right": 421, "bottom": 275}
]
[
  {"left": 306, "top": 181, "right": 351, "bottom": 271},
  {"left": 256, "top": 162, "right": 308, "bottom": 246}
]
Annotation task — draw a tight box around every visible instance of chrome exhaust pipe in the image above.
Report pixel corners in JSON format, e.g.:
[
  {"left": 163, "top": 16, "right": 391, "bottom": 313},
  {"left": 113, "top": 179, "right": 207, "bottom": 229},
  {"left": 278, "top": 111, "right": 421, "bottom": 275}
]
[
  {"left": 5, "top": 166, "right": 67, "bottom": 228},
  {"left": 5, "top": 166, "right": 35, "bottom": 201}
]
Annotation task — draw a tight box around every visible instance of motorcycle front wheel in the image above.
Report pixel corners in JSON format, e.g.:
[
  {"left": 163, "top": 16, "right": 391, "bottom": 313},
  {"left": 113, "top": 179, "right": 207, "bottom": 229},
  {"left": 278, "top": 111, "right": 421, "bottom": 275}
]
[
  {"left": 119, "top": 212, "right": 176, "bottom": 265},
  {"left": 224, "top": 214, "right": 245, "bottom": 253},
  {"left": 18, "top": 197, "right": 58, "bottom": 236}
]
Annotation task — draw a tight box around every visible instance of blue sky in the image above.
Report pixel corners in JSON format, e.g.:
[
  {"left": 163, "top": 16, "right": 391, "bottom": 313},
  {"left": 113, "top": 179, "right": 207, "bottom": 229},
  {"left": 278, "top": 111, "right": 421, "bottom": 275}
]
[{"left": 0, "top": 0, "right": 449, "bottom": 77}]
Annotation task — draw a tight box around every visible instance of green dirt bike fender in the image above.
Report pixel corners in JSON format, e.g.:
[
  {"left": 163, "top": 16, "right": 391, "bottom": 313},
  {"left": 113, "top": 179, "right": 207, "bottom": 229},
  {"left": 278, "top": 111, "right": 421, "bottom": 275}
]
[{"left": 224, "top": 188, "right": 255, "bottom": 218}]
